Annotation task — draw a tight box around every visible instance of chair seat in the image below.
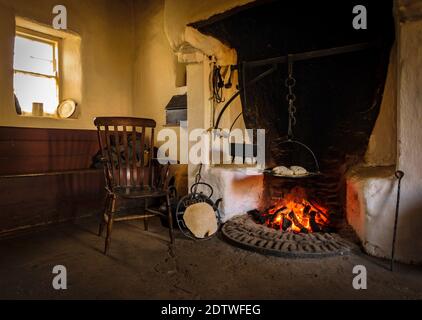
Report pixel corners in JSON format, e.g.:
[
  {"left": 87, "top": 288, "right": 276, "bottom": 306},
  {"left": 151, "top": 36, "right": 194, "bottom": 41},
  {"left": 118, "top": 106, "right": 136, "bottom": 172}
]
[{"left": 112, "top": 186, "right": 167, "bottom": 199}]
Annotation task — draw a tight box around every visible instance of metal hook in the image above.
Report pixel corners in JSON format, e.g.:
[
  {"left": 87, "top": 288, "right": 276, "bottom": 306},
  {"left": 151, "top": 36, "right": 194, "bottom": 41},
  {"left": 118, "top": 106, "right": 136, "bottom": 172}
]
[
  {"left": 287, "top": 54, "right": 293, "bottom": 77},
  {"left": 390, "top": 170, "right": 404, "bottom": 271}
]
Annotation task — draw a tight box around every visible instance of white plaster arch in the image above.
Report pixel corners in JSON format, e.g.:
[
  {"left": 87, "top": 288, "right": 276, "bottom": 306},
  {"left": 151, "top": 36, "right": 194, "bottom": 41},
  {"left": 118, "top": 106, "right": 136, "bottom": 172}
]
[{"left": 163, "top": 0, "right": 255, "bottom": 64}]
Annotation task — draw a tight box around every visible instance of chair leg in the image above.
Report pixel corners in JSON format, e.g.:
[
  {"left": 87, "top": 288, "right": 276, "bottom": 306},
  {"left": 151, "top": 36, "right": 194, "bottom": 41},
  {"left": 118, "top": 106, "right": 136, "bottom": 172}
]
[
  {"left": 98, "top": 218, "right": 105, "bottom": 237},
  {"left": 98, "top": 194, "right": 111, "bottom": 237},
  {"left": 104, "top": 195, "right": 116, "bottom": 254},
  {"left": 144, "top": 199, "right": 149, "bottom": 231},
  {"left": 166, "top": 193, "right": 175, "bottom": 244}
]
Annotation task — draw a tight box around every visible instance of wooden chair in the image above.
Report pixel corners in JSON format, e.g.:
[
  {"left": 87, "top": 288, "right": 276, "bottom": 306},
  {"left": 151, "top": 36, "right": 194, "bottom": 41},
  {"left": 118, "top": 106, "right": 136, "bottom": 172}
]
[{"left": 94, "top": 117, "right": 175, "bottom": 254}]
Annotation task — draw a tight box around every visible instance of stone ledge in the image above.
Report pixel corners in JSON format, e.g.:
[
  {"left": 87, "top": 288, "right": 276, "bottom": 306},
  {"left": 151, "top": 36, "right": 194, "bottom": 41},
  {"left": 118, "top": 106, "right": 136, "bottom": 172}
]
[
  {"left": 195, "top": 165, "right": 264, "bottom": 222},
  {"left": 346, "top": 165, "right": 397, "bottom": 260}
]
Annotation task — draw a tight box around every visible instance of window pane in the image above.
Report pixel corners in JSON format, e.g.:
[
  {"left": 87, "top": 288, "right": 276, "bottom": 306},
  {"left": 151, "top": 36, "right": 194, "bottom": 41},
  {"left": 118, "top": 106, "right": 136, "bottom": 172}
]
[
  {"left": 14, "top": 73, "right": 59, "bottom": 114},
  {"left": 14, "top": 36, "right": 55, "bottom": 76}
]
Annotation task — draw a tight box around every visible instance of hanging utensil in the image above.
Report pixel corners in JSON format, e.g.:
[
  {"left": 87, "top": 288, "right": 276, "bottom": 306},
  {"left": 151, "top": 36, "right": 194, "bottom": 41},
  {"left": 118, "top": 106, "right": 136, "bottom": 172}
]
[
  {"left": 264, "top": 139, "right": 321, "bottom": 178},
  {"left": 390, "top": 170, "right": 404, "bottom": 271},
  {"left": 265, "top": 56, "right": 321, "bottom": 178},
  {"left": 175, "top": 164, "right": 222, "bottom": 240}
]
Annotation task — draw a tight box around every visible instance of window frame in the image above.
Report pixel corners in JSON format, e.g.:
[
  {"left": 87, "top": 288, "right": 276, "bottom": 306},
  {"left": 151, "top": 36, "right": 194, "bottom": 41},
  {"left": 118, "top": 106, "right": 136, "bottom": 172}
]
[{"left": 14, "top": 27, "right": 61, "bottom": 116}]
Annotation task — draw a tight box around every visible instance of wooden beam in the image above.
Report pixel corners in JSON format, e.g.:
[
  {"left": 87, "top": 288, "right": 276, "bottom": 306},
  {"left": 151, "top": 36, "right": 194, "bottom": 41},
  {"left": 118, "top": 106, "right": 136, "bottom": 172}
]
[
  {"left": 244, "top": 42, "right": 376, "bottom": 68},
  {"left": 189, "top": 0, "right": 277, "bottom": 29}
]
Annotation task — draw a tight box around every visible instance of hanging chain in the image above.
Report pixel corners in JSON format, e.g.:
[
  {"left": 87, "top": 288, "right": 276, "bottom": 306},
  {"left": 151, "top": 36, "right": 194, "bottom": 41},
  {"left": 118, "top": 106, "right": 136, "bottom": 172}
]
[{"left": 285, "top": 58, "right": 297, "bottom": 139}]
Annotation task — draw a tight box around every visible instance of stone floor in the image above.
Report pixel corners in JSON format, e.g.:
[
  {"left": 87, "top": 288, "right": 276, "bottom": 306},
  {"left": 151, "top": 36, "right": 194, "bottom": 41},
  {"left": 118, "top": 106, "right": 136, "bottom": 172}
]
[{"left": 0, "top": 217, "right": 421, "bottom": 299}]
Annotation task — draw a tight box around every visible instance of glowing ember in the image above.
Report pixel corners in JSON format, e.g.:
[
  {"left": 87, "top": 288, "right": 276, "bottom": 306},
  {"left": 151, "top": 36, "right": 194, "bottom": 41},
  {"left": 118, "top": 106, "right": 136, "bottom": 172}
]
[{"left": 252, "top": 187, "right": 330, "bottom": 233}]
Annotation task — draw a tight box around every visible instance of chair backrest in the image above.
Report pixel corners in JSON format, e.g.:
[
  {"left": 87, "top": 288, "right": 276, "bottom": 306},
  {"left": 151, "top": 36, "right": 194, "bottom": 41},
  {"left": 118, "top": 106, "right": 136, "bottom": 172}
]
[{"left": 94, "top": 117, "right": 156, "bottom": 190}]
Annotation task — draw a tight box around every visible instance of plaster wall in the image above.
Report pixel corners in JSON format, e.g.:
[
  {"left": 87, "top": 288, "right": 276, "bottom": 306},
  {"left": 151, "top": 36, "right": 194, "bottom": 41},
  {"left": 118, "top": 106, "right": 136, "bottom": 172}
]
[
  {"left": 132, "top": 0, "right": 249, "bottom": 165},
  {"left": 365, "top": 48, "right": 397, "bottom": 166},
  {"left": 0, "top": 0, "right": 134, "bottom": 129},
  {"left": 395, "top": 18, "right": 422, "bottom": 264},
  {"left": 132, "top": 0, "right": 184, "bottom": 132},
  {"left": 347, "top": 13, "right": 422, "bottom": 265}
]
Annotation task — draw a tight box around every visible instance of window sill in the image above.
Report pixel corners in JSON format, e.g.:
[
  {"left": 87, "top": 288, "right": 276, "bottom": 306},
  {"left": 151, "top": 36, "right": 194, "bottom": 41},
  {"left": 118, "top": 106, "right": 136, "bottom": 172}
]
[
  {"left": 18, "top": 113, "right": 78, "bottom": 120},
  {"left": 163, "top": 123, "right": 184, "bottom": 127}
]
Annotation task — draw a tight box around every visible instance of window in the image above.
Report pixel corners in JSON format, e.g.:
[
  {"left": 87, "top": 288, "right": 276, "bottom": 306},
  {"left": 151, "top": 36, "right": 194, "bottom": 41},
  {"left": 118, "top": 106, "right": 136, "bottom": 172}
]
[{"left": 13, "top": 28, "right": 60, "bottom": 116}]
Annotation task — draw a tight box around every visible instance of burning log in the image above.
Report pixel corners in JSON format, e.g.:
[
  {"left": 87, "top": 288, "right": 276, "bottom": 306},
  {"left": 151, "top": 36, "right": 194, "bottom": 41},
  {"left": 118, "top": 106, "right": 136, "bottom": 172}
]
[
  {"left": 308, "top": 198, "right": 329, "bottom": 220},
  {"left": 247, "top": 209, "right": 259, "bottom": 217},
  {"left": 288, "top": 211, "right": 308, "bottom": 233},
  {"left": 248, "top": 209, "right": 266, "bottom": 224},
  {"left": 304, "top": 205, "right": 311, "bottom": 216},
  {"left": 266, "top": 205, "right": 276, "bottom": 212},
  {"left": 254, "top": 188, "right": 331, "bottom": 233},
  {"left": 309, "top": 211, "right": 321, "bottom": 232},
  {"left": 282, "top": 217, "right": 292, "bottom": 231},
  {"left": 274, "top": 206, "right": 287, "bottom": 214},
  {"left": 268, "top": 213, "right": 278, "bottom": 222}
]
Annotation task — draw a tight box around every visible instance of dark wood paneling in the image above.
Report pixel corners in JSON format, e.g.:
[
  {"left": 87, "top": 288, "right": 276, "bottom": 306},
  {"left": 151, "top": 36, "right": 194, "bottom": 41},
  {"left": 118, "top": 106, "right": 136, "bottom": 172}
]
[
  {"left": 0, "top": 126, "right": 99, "bottom": 175},
  {"left": 0, "top": 169, "right": 105, "bottom": 234},
  {"left": 0, "top": 126, "right": 105, "bottom": 234}
]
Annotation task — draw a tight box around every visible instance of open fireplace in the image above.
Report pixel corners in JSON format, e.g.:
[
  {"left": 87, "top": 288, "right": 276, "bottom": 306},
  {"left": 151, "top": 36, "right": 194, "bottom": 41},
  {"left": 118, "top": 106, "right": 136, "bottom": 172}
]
[
  {"left": 186, "top": 0, "right": 396, "bottom": 257},
  {"left": 252, "top": 186, "right": 331, "bottom": 234}
]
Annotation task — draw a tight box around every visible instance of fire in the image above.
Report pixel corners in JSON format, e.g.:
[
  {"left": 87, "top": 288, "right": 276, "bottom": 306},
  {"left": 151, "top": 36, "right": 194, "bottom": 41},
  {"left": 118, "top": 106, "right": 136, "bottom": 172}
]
[{"left": 252, "top": 187, "right": 330, "bottom": 233}]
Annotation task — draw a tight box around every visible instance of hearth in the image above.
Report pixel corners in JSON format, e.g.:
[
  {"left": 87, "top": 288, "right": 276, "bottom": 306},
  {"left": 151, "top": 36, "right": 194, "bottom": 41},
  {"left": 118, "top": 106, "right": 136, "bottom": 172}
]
[
  {"left": 166, "top": 0, "right": 422, "bottom": 264},
  {"left": 219, "top": 174, "right": 356, "bottom": 258},
  {"left": 221, "top": 214, "right": 353, "bottom": 258},
  {"left": 258, "top": 171, "right": 345, "bottom": 230},
  {"left": 186, "top": 0, "right": 397, "bottom": 259}
]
